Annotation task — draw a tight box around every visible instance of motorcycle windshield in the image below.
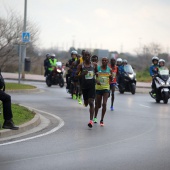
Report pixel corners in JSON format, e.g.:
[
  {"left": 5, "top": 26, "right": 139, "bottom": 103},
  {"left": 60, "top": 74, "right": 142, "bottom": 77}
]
[
  {"left": 159, "top": 67, "right": 169, "bottom": 75},
  {"left": 158, "top": 67, "right": 169, "bottom": 80},
  {"left": 124, "top": 65, "right": 134, "bottom": 74}
]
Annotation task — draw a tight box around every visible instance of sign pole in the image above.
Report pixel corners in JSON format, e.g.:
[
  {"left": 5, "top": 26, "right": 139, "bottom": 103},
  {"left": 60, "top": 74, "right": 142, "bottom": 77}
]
[
  {"left": 18, "top": 44, "right": 22, "bottom": 84},
  {"left": 22, "top": 0, "right": 27, "bottom": 79}
]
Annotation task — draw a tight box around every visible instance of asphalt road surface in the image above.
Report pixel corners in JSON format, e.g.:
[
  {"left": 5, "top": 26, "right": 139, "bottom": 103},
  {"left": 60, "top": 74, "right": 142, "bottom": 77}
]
[{"left": 0, "top": 81, "right": 170, "bottom": 170}]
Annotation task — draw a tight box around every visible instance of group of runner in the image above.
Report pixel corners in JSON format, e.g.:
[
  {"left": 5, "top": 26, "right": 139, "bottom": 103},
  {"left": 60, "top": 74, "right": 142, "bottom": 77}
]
[{"left": 65, "top": 50, "right": 122, "bottom": 128}]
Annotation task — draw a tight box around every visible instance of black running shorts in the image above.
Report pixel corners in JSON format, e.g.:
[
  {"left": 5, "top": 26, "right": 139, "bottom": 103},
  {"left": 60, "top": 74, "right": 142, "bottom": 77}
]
[{"left": 82, "top": 87, "right": 95, "bottom": 101}]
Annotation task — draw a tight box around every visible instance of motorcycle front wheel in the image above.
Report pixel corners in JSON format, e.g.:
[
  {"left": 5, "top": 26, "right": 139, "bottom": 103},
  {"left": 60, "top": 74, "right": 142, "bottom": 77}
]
[
  {"left": 59, "top": 78, "right": 64, "bottom": 88},
  {"left": 131, "top": 84, "right": 136, "bottom": 95},
  {"left": 46, "top": 77, "right": 52, "bottom": 87},
  {"left": 163, "top": 91, "right": 169, "bottom": 104}
]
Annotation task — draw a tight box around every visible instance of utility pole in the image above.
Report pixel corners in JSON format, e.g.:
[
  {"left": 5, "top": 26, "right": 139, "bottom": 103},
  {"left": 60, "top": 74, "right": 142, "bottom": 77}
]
[{"left": 22, "top": 0, "right": 27, "bottom": 79}]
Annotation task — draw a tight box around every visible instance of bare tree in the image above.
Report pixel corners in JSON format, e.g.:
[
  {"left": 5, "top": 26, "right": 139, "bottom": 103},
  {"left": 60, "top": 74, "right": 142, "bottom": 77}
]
[{"left": 0, "top": 10, "right": 40, "bottom": 71}]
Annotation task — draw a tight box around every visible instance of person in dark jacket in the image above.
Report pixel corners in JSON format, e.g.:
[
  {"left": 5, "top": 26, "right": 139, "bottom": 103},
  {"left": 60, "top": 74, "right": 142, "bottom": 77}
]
[
  {"left": 0, "top": 72, "right": 19, "bottom": 130},
  {"left": 43, "top": 53, "right": 51, "bottom": 77}
]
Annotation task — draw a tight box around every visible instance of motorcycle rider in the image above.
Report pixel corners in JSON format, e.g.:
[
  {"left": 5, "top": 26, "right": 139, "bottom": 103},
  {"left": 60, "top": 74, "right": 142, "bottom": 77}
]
[
  {"left": 149, "top": 56, "right": 159, "bottom": 96},
  {"left": 44, "top": 53, "right": 50, "bottom": 77},
  {"left": 48, "top": 54, "right": 57, "bottom": 72},
  {"left": 116, "top": 58, "right": 124, "bottom": 85},
  {"left": 48, "top": 54, "right": 57, "bottom": 81},
  {"left": 158, "top": 59, "right": 165, "bottom": 68},
  {"left": 122, "top": 59, "right": 128, "bottom": 66}
]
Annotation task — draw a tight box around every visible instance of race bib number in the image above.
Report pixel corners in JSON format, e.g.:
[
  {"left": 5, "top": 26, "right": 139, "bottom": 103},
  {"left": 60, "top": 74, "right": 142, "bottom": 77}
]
[
  {"left": 85, "top": 71, "right": 94, "bottom": 79},
  {"left": 112, "top": 72, "right": 116, "bottom": 78},
  {"left": 98, "top": 73, "right": 110, "bottom": 85}
]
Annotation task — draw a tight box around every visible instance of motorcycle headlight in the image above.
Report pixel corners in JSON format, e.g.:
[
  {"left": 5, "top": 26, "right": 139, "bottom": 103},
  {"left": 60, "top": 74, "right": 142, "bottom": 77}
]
[
  {"left": 57, "top": 69, "right": 61, "bottom": 73},
  {"left": 129, "top": 74, "right": 134, "bottom": 79}
]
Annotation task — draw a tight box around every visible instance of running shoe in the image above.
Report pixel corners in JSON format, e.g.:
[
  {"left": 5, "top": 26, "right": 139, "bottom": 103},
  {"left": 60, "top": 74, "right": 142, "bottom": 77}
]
[
  {"left": 73, "top": 94, "right": 77, "bottom": 100},
  {"left": 78, "top": 96, "right": 83, "bottom": 104},
  {"left": 78, "top": 99, "right": 82, "bottom": 104},
  {"left": 88, "top": 120, "right": 93, "bottom": 128},
  {"left": 100, "top": 120, "right": 104, "bottom": 126},
  {"left": 110, "top": 106, "right": 114, "bottom": 111},
  {"left": 93, "top": 118, "right": 98, "bottom": 123}
]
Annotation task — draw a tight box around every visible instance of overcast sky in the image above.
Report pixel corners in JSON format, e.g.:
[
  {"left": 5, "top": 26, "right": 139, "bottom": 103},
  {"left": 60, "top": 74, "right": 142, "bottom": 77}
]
[{"left": 0, "top": 0, "right": 170, "bottom": 53}]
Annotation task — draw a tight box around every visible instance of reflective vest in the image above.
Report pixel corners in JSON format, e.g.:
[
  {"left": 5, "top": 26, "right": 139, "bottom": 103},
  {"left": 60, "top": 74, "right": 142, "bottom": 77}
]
[{"left": 48, "top": 58, "right": 57, "bottom": 71}]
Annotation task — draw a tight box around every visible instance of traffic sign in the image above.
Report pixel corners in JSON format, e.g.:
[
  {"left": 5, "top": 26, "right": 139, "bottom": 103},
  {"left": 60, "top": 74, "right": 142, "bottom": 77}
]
[{"left": 22, "top": 32, "right": 30, "bottom": 43}]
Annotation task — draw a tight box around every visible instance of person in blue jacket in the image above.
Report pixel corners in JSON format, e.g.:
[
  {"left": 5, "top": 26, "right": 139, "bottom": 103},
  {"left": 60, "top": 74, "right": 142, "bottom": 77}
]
[
  {"left": 116, "top": 58, "right": 124, "bottom": 84},
  {"left": 149, "top": 56, "right": 159, "bottom": 95}
]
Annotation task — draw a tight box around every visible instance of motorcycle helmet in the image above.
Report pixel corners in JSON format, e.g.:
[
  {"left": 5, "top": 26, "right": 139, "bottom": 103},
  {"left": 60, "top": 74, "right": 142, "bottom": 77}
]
[
  {"left": 123, "top": 59, "right": 128, "bottom": 64},
  {"left": 116, "top": 58, "right": 122, "bottom": 63},
  {"left": 152, "top": 56, "right": 159, "bottom": 62},
  {"left": 51, "top": 53, "right": 56, "bottom": 58},
  {"left": 71, "top": 50, "right": 78, "bottom": 55},
  {"left": 158, "top": 59, "right": 165, "bottom": 66},
  {"left": 46, "top": 53, "right": 50, "bottom": 58}
]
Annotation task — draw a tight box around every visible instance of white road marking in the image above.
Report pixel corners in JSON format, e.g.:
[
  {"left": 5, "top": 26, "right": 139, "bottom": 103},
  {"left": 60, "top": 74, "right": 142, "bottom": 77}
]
[
  {"left": 139, "top": 104, "right": 150, "bottom": 108},
  {"left": 0, "top": 106, "right": 64, "bottom": 146}
]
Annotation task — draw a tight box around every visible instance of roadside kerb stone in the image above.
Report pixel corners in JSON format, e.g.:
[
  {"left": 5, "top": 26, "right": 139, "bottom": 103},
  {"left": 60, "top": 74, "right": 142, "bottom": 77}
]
[{"left": 0, "top": 113, "right": 41, "bottom": 138}]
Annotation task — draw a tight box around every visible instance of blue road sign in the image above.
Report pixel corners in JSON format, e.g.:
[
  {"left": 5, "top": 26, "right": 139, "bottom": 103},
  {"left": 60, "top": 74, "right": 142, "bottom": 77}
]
[{"left": 22, "top": 32, "right": 30, "bottom": 43}]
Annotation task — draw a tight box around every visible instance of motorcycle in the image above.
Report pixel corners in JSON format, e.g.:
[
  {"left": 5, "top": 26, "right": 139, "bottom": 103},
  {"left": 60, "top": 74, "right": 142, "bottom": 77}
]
[
  {"left": 118, "top": 64, "right": 137, "bottom": 94},
  {"left": 149, "top": 67, "right": 170, "bottom": 104},
  {"left": 46, "top": 62, "right": 64, "bottom": 88}
]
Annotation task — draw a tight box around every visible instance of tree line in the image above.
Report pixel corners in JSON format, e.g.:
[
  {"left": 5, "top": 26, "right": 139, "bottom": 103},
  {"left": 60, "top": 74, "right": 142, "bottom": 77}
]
[{"left": 0, "top": 11, "right": 169, "bottom": 75}]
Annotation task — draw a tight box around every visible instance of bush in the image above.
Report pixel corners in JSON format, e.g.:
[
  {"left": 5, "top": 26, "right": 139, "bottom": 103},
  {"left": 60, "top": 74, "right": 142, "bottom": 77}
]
[{"left": 136, "top": 70, "right": 152, "bottom": 82}]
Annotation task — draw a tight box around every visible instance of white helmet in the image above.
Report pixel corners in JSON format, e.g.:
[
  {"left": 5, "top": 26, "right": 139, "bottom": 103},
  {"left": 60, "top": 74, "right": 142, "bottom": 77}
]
[
  {"left": 116, "top": 58, "right": 122, "bottom": 63},
  {"left": 152, "top": 56, "right": 159, "bottom": 62},
  {"left": 159, "top": 59, "right": 165, "bottom": 64},
  {"left": 71, "top": 50, "right": 78, "bottom": 55},
  {"left": 51, "top": 53, "right": 56, "bottom": 58},
  {"left": 123, "top": 59, "right": 128, "bottom": 64}
]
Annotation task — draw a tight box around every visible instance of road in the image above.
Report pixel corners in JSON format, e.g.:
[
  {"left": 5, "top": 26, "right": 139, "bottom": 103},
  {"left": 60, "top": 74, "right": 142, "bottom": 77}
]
[{"left": 0, "top": 81, "right": 170, "bottom": 170}]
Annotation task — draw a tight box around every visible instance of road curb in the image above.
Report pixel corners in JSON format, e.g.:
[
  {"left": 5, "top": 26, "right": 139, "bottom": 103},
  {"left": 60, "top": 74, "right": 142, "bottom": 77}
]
[{"left": 0, "top": 113, "right": 41, "bottom": 138}]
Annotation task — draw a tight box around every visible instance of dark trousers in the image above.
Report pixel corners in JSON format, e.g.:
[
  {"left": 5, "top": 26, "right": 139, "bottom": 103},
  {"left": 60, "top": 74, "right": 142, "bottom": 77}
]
[
  {"left": 66, "top": 73, "right": 70, "bottom": 88},
  {"left": 0, "top": 90, "right": 12, "bottom": 120}
]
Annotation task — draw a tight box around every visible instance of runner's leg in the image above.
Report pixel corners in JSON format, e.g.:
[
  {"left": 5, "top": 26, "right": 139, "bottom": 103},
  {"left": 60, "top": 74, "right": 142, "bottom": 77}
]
[
  {"left": 94, "top": 94, "right": 102, "bottom": 119},
  {"left": 101, "top": 92, "right": 109, "bottom": 121},
  {"left": 111, "top": 85, "right": 115, "bottom": 110}
]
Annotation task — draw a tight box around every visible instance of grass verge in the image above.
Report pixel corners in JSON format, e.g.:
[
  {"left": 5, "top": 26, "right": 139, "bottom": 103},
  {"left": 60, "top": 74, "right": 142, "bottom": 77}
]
[
  {"left": 136, "top": 71, "right": 152, "bottom": 82},
  {"left": 0, "top": 104, "right": 35, "bottom": 130},
  {"left": 5, "top": 83, "right": 36, "bottom": 90},
  {"left": 0, "top": 82, "right": 36, "bottom": 130}
]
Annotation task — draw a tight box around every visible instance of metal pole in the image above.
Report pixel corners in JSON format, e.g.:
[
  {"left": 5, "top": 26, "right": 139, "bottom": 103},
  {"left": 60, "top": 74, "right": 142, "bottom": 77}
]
[
  {"left": 18, "top": 44, "right": 22, "bottom": 84},
  {"left": 22, "top": 0, "right": 27, "bottom": 79}
]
